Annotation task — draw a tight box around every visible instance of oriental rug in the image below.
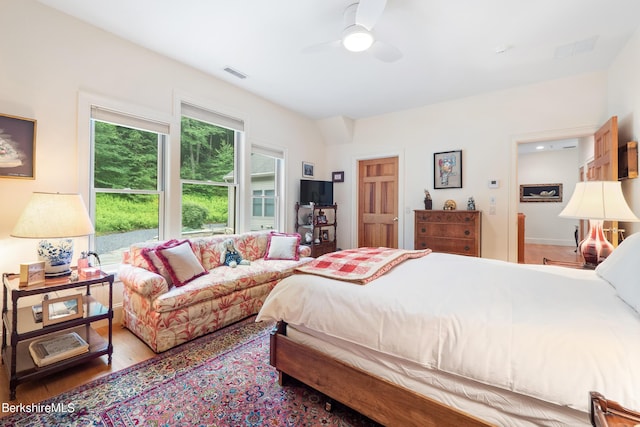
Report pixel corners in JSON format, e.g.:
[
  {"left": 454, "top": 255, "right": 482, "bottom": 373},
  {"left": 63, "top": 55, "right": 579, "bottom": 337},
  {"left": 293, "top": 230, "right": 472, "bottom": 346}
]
[{"left": 2, "top": 317, "right": 379, "bottom": 426}]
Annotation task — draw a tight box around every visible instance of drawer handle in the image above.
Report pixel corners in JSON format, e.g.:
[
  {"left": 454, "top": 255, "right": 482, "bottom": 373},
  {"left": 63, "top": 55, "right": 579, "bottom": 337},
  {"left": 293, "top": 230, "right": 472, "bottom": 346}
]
[
  {"left": 421, "top": 243, "right": 427, "bottom": 248},
  {"left": 464, "top": 246, "right": 470, "bottom": 251},
  {"left": 464, "top": 230, "right": 470, "bottom": 236},
  {"left": 421, "top": 228, "right": 426, "bottom": 233}
]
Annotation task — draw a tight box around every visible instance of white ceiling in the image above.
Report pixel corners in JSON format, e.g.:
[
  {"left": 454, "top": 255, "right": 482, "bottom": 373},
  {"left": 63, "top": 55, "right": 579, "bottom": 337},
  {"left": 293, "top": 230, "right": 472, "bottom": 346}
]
[
  {"left": 38, "top": 0, "right": 640, "bottom": 120},
  {"left": 518, "top": 138, "right": 578, "bottom": 155}
]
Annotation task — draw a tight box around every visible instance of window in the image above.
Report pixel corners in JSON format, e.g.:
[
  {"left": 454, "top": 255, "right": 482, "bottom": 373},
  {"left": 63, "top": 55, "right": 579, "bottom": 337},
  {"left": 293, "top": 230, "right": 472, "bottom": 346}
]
[
  {"left": 90, "top": 106, "right": 169, "bottom": 266},
  {"left": 250, "top": 148, "right": 284, "bottom": 231},
  {"left": 252, "top": 189, "right": 275, "bottom": 217},
  {"left": 180, "top": 103, "right": 243, "bottom": 237}
]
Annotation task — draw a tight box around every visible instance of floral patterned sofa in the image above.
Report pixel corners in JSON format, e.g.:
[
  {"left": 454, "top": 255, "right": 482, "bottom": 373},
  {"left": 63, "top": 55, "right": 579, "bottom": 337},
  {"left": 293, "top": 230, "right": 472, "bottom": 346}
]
[{"left": 118, "top": 230, "right": 312, "bottom": 352}]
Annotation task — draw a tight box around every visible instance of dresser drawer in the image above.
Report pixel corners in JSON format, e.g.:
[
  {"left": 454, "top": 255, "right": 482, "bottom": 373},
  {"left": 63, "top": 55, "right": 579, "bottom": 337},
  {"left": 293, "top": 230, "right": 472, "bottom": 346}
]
[
  {"left": 416, "top": 222, "right": 478, "bottom": 239},
  {"left": 415, "top": 211, "right": 478, "bottom": 225},
  {"left": 416, "top": 237, "right": 479, "bottom": 256}
]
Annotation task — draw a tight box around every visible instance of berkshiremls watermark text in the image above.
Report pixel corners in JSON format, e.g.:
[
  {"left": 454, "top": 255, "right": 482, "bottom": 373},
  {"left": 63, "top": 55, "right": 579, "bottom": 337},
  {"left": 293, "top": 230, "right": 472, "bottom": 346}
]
[{"left": 2, "top": 401, "right": 75, "bottom": 414}]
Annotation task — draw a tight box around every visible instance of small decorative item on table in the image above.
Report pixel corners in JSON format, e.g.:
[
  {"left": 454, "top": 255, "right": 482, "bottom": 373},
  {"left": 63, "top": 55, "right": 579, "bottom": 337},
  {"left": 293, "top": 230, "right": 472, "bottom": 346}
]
[
  {"left": 467, "top": 197, "right": 476, "bottom": 210},
  {"left": 424, "top": 190, "right": 432, "bottom": 210},
  {"left": 19, "top": 261, "right": 45, "bottom": 287},
  {"left": 443, "top": 199, "right": 457, "bottom": 210}
]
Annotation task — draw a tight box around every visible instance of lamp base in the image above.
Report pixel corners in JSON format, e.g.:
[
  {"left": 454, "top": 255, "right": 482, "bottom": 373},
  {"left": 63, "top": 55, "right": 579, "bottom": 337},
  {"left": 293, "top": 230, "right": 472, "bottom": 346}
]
[
  {"left": 37, "top": 239, "right": 74, "bottom": 278},
  {"left": 579, "top": 220, "right": 614, "bottom": 267}
]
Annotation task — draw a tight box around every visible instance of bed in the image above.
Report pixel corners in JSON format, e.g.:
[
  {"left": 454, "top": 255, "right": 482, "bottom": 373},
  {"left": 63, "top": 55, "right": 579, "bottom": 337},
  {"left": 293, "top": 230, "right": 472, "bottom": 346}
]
[{"left": 256, "top": 236, "right": 640, "bottom": 427}]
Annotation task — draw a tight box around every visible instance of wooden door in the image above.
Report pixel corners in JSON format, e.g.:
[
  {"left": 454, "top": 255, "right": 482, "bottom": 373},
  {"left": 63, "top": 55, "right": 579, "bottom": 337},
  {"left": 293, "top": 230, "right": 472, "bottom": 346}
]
[
  {"left": 588, "top": 116, "right": 618, "bottom": 181},
  {"left": 586, "top": 116, "right": 620, "bottom": 246},
  {"left": 358, "top": 157, "right": 399, "bottom": 248}
]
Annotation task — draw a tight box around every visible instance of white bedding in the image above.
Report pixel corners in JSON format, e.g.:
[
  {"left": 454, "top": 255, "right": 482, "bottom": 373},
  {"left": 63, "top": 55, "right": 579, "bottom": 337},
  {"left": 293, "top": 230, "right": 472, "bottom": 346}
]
[{"left": 257, "top": 252, "right": 640, "bottom": 416}]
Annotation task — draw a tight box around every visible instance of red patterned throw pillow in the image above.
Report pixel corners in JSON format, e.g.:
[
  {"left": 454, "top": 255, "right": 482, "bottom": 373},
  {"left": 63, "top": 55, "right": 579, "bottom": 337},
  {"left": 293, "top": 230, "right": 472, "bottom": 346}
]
[
  {"left": 141, "top": 239, "right": 180, "bottom": 286},
  {"left": 156, "top": 240, "right": 207, "bottom": 287}
]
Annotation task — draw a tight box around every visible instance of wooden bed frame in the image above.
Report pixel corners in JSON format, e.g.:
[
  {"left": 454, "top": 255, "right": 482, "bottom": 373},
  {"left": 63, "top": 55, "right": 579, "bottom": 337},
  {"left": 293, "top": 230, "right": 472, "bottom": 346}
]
[{"left": 270, "top": 321, "right": 494, "bottom": 427}]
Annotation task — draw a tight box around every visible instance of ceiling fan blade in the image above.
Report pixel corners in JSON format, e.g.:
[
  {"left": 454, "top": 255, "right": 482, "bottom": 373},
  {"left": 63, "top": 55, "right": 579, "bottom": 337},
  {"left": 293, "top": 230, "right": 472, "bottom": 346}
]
[
  {"left": 302, "top": 39, "right": 342, "bottom": 54},
  {"left": 355, "top": 0, "right": 387, "bottom": 30},
  {"left": 370, "top": 40, "right": 402, "bottom": 62}
]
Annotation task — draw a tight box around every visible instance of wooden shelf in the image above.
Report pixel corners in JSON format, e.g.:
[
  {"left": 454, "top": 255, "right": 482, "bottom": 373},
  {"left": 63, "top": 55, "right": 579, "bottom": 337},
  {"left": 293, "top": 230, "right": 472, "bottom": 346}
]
[
  {"left": 295, "top": 202, "right": 338, "bottom": 257},
  {"left": 2, "top": 272, "right": 114, "bottom": 400}
]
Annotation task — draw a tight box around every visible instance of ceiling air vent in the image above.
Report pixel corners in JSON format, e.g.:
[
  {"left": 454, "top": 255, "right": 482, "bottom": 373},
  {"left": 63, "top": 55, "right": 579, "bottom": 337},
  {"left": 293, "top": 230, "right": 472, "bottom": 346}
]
[{"left": 223, "top": 67, "right": 247, "bottom": 79}]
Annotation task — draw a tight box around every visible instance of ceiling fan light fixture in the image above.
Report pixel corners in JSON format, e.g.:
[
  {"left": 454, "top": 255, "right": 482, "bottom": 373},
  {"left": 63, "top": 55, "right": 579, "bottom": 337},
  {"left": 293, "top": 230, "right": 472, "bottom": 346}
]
[{"left": 342, "top": 25, "right": 374, "bottom": 52}]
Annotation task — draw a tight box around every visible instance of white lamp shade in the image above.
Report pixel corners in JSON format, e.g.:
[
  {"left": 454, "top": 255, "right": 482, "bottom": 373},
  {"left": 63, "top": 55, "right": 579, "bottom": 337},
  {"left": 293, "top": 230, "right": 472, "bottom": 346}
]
[
  {"left": 559, "top": 181, "right": 639, "bottom": 222},
  {"left": 11, "top": 192, "right": 95, "bottom": 238}
]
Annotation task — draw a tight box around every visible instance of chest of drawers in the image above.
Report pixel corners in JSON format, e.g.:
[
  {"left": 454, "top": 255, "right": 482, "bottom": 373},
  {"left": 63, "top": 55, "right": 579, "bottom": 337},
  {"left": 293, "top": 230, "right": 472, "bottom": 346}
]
[{"left": 414, "top": 210, "right": 481, "bottom": 257}]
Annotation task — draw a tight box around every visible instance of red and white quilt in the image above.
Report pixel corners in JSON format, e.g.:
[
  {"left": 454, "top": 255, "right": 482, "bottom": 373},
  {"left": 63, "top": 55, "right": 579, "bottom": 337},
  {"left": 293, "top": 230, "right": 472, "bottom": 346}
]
[{"left": 295, "top": 247, "right": 431, "bottom": 285}]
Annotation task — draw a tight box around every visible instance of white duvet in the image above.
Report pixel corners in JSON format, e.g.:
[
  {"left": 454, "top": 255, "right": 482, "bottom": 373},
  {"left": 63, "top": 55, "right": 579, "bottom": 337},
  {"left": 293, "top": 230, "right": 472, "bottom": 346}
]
[{"left": 257, "top": 252, "right": 640, "bottom": 413}]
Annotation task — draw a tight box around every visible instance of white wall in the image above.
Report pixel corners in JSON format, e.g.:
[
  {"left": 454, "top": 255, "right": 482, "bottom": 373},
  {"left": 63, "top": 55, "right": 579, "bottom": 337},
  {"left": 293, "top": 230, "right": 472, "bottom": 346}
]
[
  {"left": 328, "top": 73, "right": 609, "bottom": 260},
  {"left": 0, "top": 1, "right": 325, "bottom": 313},
  {"left": 2, "top": 1, "right": 638, "bottom": 273},
  {"left": 517, "top": 149, "right": 580, "bottom": 246},
  {"left": 608, "top": 26, "right": 640, "bottom": 234}
]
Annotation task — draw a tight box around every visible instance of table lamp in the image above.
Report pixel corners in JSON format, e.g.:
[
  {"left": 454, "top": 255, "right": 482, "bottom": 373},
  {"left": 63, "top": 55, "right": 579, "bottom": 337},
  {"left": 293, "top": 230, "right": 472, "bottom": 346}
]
[
  {"left": 11, "top": 192, "right": 95, "bottom": 278},
  {"left": 559, "top": 181, "right": 638, "bottom": 267}
]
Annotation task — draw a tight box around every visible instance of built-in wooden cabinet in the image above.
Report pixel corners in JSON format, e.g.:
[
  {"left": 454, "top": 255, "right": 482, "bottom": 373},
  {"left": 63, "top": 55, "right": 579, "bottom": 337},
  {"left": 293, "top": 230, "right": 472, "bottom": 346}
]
[
  {"left": 414, "top": 210, "right": 481, "bottom": 257},
  {"left": 295, "top": 203, "right": 337, "bottom": 257},
  {"left": 618, "top": 141, "right": 638, "bottom": 180}
]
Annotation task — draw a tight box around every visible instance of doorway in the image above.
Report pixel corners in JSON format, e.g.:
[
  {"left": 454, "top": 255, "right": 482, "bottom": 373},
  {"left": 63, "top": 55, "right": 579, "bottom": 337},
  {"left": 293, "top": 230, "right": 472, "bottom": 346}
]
[{"left": 509, "top": 125, "right": 598, "bottom": 262}]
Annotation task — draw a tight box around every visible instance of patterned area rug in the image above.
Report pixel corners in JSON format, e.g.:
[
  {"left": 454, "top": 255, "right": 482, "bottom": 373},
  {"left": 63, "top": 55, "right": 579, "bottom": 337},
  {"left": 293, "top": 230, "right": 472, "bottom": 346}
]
[{"left": 2, "top": 318, "right": 379, "bottom": 426}]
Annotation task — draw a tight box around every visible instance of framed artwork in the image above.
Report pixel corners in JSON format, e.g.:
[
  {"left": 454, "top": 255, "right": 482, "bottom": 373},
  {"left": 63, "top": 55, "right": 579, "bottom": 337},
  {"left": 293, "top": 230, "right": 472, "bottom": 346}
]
[
  {"left": 42, "top": 294, "right": 84, "bottom": 327},
  {"left": 520, "top": 183, "right": 563, "bottom": 202},
  {"left": 332, "top": 171, "right": 344, "bottom": 182},
  {"left": 302, "top": 161, "right": 314, "bottom": 178},
  {"left": 321, "top": 230, "right": 329, "bottom": 241},
  {"left": 19, "top": 261, "right": 45, "bottom": 287},
  {"left": 434, "top": 150, "right": 462, "bottom": 189},
  {"left": 0, "top": 113, "right": 37, "bottom": 179}
]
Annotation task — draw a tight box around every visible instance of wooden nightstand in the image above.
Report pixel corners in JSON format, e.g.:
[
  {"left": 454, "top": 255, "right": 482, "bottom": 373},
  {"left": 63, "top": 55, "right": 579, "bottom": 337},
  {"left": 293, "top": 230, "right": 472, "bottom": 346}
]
[{"left": 590, "top": 391, "right": 640, "bottom": 426}]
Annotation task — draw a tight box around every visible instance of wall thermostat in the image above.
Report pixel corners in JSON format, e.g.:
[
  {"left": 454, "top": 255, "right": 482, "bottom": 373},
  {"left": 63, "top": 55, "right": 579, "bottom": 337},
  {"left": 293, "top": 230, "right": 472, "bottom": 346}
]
[{"left": 488, "top": 179, "right": 499, "bottom": 188}]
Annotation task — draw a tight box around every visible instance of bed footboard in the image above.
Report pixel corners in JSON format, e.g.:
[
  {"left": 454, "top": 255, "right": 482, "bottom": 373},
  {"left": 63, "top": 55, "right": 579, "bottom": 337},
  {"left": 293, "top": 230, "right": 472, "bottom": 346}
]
[{"left": 269, "top": 321, "right": 494, "bottom": 427}]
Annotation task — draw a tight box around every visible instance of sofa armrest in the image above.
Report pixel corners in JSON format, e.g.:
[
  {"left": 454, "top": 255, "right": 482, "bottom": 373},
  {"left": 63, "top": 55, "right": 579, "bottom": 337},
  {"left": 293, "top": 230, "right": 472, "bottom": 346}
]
[
  {"left": 298, "top": 245, "right": 312, "bottom": 257},
  {"left": 118, "top": 264, "right": 169, "bottom": 299}
]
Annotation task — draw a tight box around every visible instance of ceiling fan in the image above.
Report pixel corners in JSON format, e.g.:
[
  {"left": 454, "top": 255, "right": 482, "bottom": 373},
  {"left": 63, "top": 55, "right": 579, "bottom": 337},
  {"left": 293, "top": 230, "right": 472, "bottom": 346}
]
[{"left": 304, "top": 0, "right": 403, "bottom": 63}]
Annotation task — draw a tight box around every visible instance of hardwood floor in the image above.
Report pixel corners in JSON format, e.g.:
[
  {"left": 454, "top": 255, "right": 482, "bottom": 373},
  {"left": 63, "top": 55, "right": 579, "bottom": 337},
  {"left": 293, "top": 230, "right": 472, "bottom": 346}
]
[
  {"left": 523, "top": 243, "right": 582, "bottom": 265},
  {"left": 0, "top": 325, "right": 156, "bottom": 418},
  {"left": 1, "top": 243, "right": 580, "bottom": 418}
]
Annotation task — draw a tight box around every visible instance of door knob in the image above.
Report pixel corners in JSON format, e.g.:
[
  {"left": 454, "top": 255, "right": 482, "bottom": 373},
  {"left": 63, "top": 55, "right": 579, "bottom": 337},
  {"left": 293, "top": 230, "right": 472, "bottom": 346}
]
[{"left": 393, "top": 217, "right": 398, "bottom": 222}]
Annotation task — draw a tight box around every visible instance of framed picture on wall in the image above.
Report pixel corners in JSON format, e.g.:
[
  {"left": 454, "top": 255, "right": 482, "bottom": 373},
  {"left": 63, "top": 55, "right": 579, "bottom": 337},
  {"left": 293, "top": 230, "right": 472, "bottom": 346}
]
[
  {"left": 519, "top": 183, "right": 563, "bottom": 202},
  {"left": 434, "top": 150, "right": 462, "bottom": 189},
  {"left": 0, "top": 113, "right": 37, "bottom": 179},
  {"left": 302, "top": 161, "right": 314, "bottom": 178}
]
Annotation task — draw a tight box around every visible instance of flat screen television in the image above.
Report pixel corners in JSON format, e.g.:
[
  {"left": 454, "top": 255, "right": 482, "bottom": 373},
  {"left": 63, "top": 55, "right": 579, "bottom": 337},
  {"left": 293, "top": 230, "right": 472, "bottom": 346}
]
[{"left": 300, "top": 179, "right": 333, "bottom": 205}]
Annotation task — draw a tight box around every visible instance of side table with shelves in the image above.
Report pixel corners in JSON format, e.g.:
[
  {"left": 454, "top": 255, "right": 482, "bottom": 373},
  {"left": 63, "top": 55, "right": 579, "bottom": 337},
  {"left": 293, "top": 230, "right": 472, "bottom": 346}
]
[
  {"left": 2, "top": 272, "right": 114, "bottom": 400},
  {"left": 295, "top": 202, "right": 338, "bottom": 257}
]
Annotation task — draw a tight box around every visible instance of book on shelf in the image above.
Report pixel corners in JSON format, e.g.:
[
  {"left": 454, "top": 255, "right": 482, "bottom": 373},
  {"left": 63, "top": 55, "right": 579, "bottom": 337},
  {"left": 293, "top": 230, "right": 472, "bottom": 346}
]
[
  {"left": 29, "top": 332, "right": 89, "bottom": 367},
  {"left": 32, "top": 304, "right": 43, "bottom": 323}
]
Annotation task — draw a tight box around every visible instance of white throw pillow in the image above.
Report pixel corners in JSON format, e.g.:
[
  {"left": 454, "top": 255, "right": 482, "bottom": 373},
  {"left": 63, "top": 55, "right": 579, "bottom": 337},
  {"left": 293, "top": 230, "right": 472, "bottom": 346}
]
[
  {"left": 157, "top": 240, "right": 207, "bottom": 287},
  {"left": 264, "top": 232, "right": 300, "bottom": 261},
  {"left": 595, "top": 232, "right": 640, "bottom": 312}
]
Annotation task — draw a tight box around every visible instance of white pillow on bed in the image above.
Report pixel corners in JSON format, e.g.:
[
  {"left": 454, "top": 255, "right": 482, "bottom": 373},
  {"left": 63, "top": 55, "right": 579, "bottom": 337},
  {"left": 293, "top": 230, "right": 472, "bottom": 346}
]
[{"left": 595, "top": 232, "right": 640, "bottom": 312}]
